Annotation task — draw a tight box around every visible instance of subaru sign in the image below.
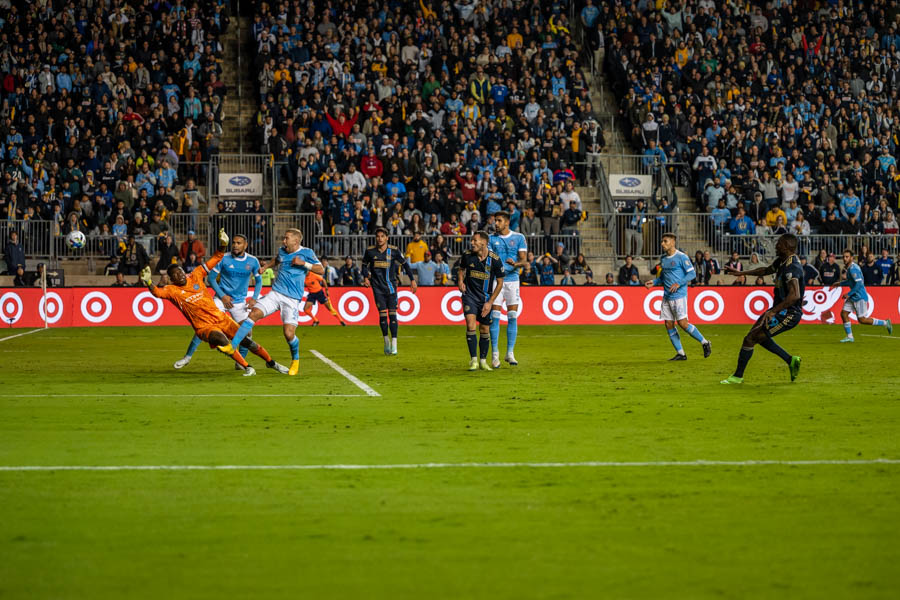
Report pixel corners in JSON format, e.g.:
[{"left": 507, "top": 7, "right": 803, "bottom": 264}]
[
  {"left": 609, "top": 174, "right": 652, "bottom": 198},
  {"left": 218, "top": 173, "right": 263, "bottom": 197}
]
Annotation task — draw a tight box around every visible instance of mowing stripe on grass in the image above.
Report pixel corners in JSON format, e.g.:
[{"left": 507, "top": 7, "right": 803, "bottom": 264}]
[
  {"left": 0, "top": 328, "right": 46, "bottom": 342},
  {"left": 1, "top": 393, "right": 363, "bottom": 398},
  {"left": 309, "top": 349, "right": 381, "bottom": 397},
  {"left": 0, "top": 459, "right": 897, "bottom": 472}
]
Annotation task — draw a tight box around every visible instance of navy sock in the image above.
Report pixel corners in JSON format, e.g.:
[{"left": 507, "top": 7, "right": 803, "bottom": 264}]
[
  {"left": 479, "top": 334, "right": 490, "bottom": 359},
  {"left": 734, "top": 346, "right": 754, "bottom": 378},
  {"left": 388, "top": 313, "right": 398, "bottom": 338},
  {"left": 466, "top": 331, "right": 477, "bottom": 358},
  {"left": 379, "top": 315, "right": 389, "bottom": 336},
  {"left": 759, "top": 338, "right": 791, "bottom": 364}
]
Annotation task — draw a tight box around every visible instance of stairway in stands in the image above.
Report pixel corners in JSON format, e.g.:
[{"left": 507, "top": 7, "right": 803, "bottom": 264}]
[{"left": 220, "top": 17, "right": 257, "bottom": 155}]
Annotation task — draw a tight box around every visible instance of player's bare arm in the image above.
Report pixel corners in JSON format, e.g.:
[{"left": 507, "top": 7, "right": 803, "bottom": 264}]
[
  {"left": 508, "top": 250, "right": 528, "bottom": 269},
  {"left": 763, "top": 277, "right": 801, "bottom": 322}
]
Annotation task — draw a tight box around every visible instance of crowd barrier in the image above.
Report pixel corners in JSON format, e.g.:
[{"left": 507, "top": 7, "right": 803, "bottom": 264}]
[{"left": 2, "top": 287, "right": 898, "bottom": 329}]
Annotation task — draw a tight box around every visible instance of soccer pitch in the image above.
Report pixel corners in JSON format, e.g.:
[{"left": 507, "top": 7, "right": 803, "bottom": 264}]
[{"left": 1, "top": 325, "right": 898, "bottom": 598}]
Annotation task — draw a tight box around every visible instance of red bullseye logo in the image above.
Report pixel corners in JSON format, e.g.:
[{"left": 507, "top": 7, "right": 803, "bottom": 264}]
[
  {"left": 440, "top": 290, "right": 465, "bottom": 322},
  {"left": 542, "top": 290, "right": 574, "bottom": 322},
  {"left": 132, "top": 291, "right": 164, "bottom": 323},
  {"left": 693, "top": 290, "right": 725, "bottom": 321},
  {"left": 743, "top": 290, "right": 773, "bottom": 320},
  {"left": 338, "top": 290, "right": 370, "bottom": 323},
  {"left": 593, "top": 290, "right": 625, "bottom": 322},
  {"left": 0, "top": 292, "right": 23, "bottom": 325},
  {"left": 38, "top": 292, "right": 64, "bottom": 324},
  {"left": 396, "top": 290, "right": 421, "bottom": 322},
  {"left": 80, "top": 291, "right": 113, "bottom": 323},
  {"left": 642, "top": 290, "right": 664, "bottom": 322}
]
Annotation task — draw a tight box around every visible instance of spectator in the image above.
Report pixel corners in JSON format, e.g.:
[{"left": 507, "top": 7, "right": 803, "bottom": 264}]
[
  {"left": 405, "top": 232, "right": 429, "bottom": 264},
  {"left": 538, "top": 255, "right": 557, "bottom": 285},
  {"left": 433, "top": 252, "right": 451, "bottom": 285},
  {"left": 110, "top": 272, "right": 131, "bottom": 287},
  {"left": 156, "top": 234, "right": 180, "bottom": 274},
  {"left": 414, "top": 252, "right": 440, "bottom": 286},
  {"left": 874, "top": 249, "right": 894, "bottom": 284},
  {"left": 800, "top": 257, "right": 819, "bottom": 286},
  {"left": 338, "top": 257, "right": 361, "bottom": 286},
  {"left": 560, "top": 268, "right": 576, "bottom": 286},
  {"left": 180, "top": 231, "right": 206, "bottom": 262},
  {"left": 624, "top": 200, "right": 647, "bottom": 258},
  {"left": 617, "top": 255, "right": 639, "bottom": 286},
  {"left": 604, "top": 273, "right": 616, "bottom": 286},
  {"left": 861, "top": 252, "right": 882, "bottom": 286},
  {"left": 4, "top": 231, "right": 25, "bottom": 275},
  {"left": 321, "top": 258, "right": 340, "bottom": 286},
  {"left": 520, "top": 207, "right": 542, "bottom": 237},
  {"left": 520, "top": 261, "right": 538, "bottom": 286},
  {"left": 119, "top": 236, "right": 150, "bottom": 276},
  {"left": 819, "top": 253, "right": 842, "bottom": 287},
  {"left": 583, "top": 273, "right": 597, "bottom": 286}
]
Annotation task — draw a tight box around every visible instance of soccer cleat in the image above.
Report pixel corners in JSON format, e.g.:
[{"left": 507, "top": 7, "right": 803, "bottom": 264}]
[
  {"left": 720, "top": 375, "right": 743, "bottom": 385},
  {"left": 288, "top": 360, "right": 300, "bottom": 376},
  {"left": 390, "top": 349, "right": 398, "bottom": 356},
  {"left": 886, "top": 319, "right": 893, "bottom": 335},
  {"left": 491, "top": 351, "right": 501, "bottom": 368},
  {"left": 242, "top": 366, "right": 256, "bottom": 377},
  {"left": 702, "top": 341, "right": 712, "bottom": 358},
  {"left": 668, "top": 353, "right": 687, "bottom": 361},
  {"left": 479, "top": 358, "right": 492, "bottom": 371},
  {"left": 267, "top": 361, "right": 289, "bottom": 375},
  {"left": 839, "top": 337, "right": 855, "bottom": 343},
  {"left": 311, "top": 320, "right": 320, "bottom": 327},
  {"left": 216, "top": 343, "right": 235, "bottom": 355},
  {"left": 789, "top": 356, "right": 801, "bottom": 382},
  {"left": 383, "top": 340, "right": 391, "bottom": 355},
  {"left": 468, "top": 357, "right": 479, "bottom": 371},
  {"left": 505, "top": 352, "right": 518, "bottom": 366},
  {"left": 173, "top": 356, "right": 192, "bottom": 369}
]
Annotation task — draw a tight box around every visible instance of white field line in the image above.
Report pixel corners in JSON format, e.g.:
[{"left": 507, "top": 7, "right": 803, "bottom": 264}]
[
  {"left": 859, "top": 334, "right": 899, "bottom": 340},
  {"left": 1, "top": 394, "right": 362, "bottom": 398},
  {"left": 309, "top": 349, "right": 381, "bottom": 397},
  {"left": 0, "top": 459, "right": 897, "bottom": 472},
  {"left": 0, "top": 328, "right": 47, "bottom": 342}
]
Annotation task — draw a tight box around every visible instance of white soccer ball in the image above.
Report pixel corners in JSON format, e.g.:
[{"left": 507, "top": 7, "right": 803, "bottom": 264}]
[{"left": 65, "top": 230, "right": 86, "bottom": 250}]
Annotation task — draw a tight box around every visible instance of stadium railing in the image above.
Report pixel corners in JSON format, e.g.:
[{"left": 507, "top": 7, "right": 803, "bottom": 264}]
[{"left": 0, "top": 220, "right": 53, "bottom": 266}]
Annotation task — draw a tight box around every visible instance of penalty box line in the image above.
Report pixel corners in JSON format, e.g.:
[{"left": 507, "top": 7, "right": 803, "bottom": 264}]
[
  {"left": 0, "top": 459, "right": 898, "bottom": 472},
  {"left": 309, "top": 349, "right": 381, "bottom": 397},
  {"left": 0, "top": 328, "right": 47, "bottom": 342}
]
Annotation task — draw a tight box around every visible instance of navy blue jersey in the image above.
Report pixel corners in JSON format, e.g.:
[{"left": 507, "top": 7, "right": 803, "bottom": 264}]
[
  {"left": 773, "top": 255, "right": 805, "bottom": 311},
  {"left": 460, "top": 249, "right": 505, "bottom": 305},
  {"left": 361, "top": 244, "right": 413, "bottom": 295}
]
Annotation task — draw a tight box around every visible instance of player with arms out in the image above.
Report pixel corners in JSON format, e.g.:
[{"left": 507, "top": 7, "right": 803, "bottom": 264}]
[
  {"left": 174, "top": 233, "right": 269, "bottom": 370},
  {"left": 302, "top": 271, "right": 347, "bottom": 326},
  {"left": 141, "top": 229, "right": 285, "bottom": 376},
  {"left": 361, "top": 227, "right": 418, "bottom": 355},
  {"left": 223, "top": 228, "right": 323, "bottom": 376},
  {"left": 458, "top": 231, "right": 505, "bottom": 371},
  {"left": 720, "top": 233, "right": 803, "bottom": 384},
  {"left": 488, "top": 211, "right": 529, "bottom": 367},
  {"left": 828, "top": 249, "right": 892, "bottom": 342},
  {"left": 644, "top": 233, "right": 711, "bottom": 360}
]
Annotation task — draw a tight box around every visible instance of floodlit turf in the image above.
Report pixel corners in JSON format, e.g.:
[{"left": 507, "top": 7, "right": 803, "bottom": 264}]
[{"left": 1, "top": 324, "right": 898, "bottom": 598}]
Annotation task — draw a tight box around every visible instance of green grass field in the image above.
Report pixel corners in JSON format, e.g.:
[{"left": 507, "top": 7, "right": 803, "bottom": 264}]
[{"left": 1, "top": 324, "right": 898, "bottom": 598}]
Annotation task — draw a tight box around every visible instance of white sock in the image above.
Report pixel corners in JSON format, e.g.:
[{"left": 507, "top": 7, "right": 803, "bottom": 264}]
[{"left": 391, "top": 337, "right": 397, "bottom": 351}]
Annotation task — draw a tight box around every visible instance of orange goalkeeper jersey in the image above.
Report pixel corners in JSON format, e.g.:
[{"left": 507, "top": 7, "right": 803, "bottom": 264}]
[
  {"left": 304, "top": 271, "right": 325, "bottom": 294},
  {"left": 151, "top": 251, "right": 226, "bottom": 329}
]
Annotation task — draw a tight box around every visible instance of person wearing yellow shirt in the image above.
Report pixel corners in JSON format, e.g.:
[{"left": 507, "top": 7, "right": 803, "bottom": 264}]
[
  {"left": 274, "top": 65, "right": 291, "bottom": 84},
  {"left": 507, "top": 27, "right": 523, "bottom": 50},
  {"left": 462, "top": 97, "right": 480, "bottom": 122},
  {"left": 405, "top": 232, "right": 429, "bottom": 264},
  {"left": 765, "top": 205, "right": 787, "bottom": 228},
  {"left": 675, "top": 42, "right": 690, "bottom": 68}
]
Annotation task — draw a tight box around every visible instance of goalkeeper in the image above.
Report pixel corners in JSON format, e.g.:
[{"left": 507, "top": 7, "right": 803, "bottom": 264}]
[{"left": 140, "top": 229, "right": 288, "bottom": 376}]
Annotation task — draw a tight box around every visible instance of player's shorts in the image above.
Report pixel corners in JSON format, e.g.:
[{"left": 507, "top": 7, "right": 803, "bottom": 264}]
[
  {"left": 753, "top": 308, "right": 802, "bottom": 339},
  {"left": 659, "top": 296, "right": 688, "bottom": 321},
  {"left": 842, "top": 297, "right": 869, "bottom": 317},
  {"left": 372, "top": 289, "right": 398, "bottom": 311},
  {"left": 491, "top": 279, "right": 521, "bottom": 307},
  {"left": 195, "top": 314, "right": 240, "bottom": 346},
  {"left": 306, "top": 290, "right": 328, "bottom": 305},
  {"left": 462, "top": 295, "right": 492, "bottom": 326},
  {"left": 254, "top": 290, "right": 302, "bottom": 326},
  {"left": 213, "top": 298, "right": 251, "bottom": 322}
]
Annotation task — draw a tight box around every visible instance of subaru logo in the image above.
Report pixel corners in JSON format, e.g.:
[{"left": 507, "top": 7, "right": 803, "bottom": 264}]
[
  {"left": 229, "top": 176, "right": 251, "bottom": 186},
  {"left": 619, "top": 177, "right": 641, "bottom": 187}
]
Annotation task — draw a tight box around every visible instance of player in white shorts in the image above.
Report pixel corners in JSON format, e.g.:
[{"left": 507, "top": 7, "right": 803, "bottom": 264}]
[{"left": 488, "top": 212, "right": 529, "bottom": 367}]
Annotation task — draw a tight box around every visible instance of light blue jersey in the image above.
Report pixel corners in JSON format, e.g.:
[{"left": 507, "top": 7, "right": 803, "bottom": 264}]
[
  {"left": 210, "top": 252, "right": 262, "bottom": 301},
  {"left": 654, "top": 250, "right": 696, "bottom": 300},
  {"left": 489, "top": 232, "right": 527, "bottom": 283},
  {"left": 842, "top": 263, "right": 868, "bottom": 302},
  {"left": 272, "top": 245, "right": 320, "bottom": 300}
]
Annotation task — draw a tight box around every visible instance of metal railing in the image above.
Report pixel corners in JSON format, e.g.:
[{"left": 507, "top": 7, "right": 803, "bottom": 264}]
[{"left": 0, "top": 220, "right": 53, "bottom": 269}]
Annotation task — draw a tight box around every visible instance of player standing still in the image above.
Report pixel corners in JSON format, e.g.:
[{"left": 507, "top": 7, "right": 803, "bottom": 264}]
[
  {"left": 721, "top": 233, "right": 803, "bottom": 384},
  {"left": 488, "top": 211, "right": 528, "bottom": 367},
  {"left": 644, "top": 233, "right": 711, "bottom": 360},
  {"left": 459, "top": 231, "right": 505, "bottom": 371},
  {"left": 303, "top": 271, "right": 347, "bottom": 326},
  {"left": 361, "top": 227, "right": 418, "bottom": 355},
  {"left": 829, "top": 250, "right": 893, "bottom": 342}
]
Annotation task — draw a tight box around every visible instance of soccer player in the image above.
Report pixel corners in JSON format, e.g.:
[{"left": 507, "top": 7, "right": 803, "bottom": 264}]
[
  {"left": 644, "top": 233, "right": 711, "bottom": 360},
  {"left": 720, "top": 233, "right": 804, "bottom": 384},
  {"left": 223, "top": 228, "right": 323, "bottom": 376},
  {"left": 458, "top": 231, "right": 505, "bottom": 371},
  {"left": 141, "top": 229, "right": 285, "bottom": 376},
  {"left": 361, "top": 227, "right": 418, "bottom": 355},
  {"left": 302, "top": 271, "right": 347, "bottom": 326},
  {"left": 828, "top": 249, "right": 893, "bottom": 342},
  {"left": 488, "top": 211, "right": 528, "bottom": 367},
  {"left": 174, "top": 233, "right": 264, "bottom": 370}
]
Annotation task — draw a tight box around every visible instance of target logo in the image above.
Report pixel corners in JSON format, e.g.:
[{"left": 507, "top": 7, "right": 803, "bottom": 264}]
[
  {"left": 132, "top": 291, "right": 165, "bottom": 323},
  {"left": 0, "top": 292, "right": 23, "bottom": 325},
  {"left": 440, "top": 290, "right": 465, "bottom": 322},
  {"left": 337, "top": 290, "right": 370, "bottom": 323},
  {"left": 743, "top": 290, "right": 773, "bottom": 320},
  {"left": 542, "top": 290, "right": 574, "bottom": 322},
  {"left": 80, "top": 291, "right": 113, "bottom": 323},
  {"left": 642, "top": 290, "right": 665, "bottom": 322},
  {"left": 395, "top": 290, "right": 421, "bottom": 322},
  {"left": 38, "top": 292, "right": 64, "bottom": 324},
  {"left": 693, "top": 290, "right": 725, "bottom": 321},
  {"left": 802, "top": 288, "right": 842, "bottom": 322},
  {"left": 593, "top": 290, "right": 625, "bottom": 322}
]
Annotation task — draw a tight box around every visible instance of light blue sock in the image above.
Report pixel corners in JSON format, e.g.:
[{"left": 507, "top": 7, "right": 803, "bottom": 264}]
[
  {"left": 239, "top": 345, "right": 250, "bottom": 359},
  {"left": 685, "top": 324, "right": 706, "bottom": 343},
  {"left": 184, "top": 335, "right": 201, "bottom": 358},
  {"left": 287, "top": 336, "right": 300, "bottom": 360},
  {"left": 489, "top": 311, "right": 501, "bottom": 353},
  {"left": 506, "top": 311, "right": 518, "bottom": 354},
  {"left": 667, "top": 328, "right": 684, "bottom": 354},
  {"left": 231, "top": 319, "right": 254, "bottom": 348},
  {"left": 872, "top": 319, "right": 885, "bottom": 327},
  {"left": 844, "top": 323, "right": 853, "bottom": 337}
]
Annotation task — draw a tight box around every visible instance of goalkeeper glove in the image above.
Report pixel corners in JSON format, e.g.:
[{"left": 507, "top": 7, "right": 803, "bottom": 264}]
[
  {"left": 218, "top": 228, "right": 229, "bottom": 246},
  {"left": 139, "top": 266, "right": 153, "bottom": 286}
]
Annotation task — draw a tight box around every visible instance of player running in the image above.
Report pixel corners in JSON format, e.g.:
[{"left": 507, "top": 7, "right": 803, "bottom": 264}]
[
  {"left": 644, "top": 233, "right": 711, "bottom": 361},
  {"left": 720, "top": 233, "right": 803, "bottom": 385},
  {"left": 828, "top": 249, "right": 892, "bottom": 342},
  {"left": 488, "top": 211, "right": 528, "bottom": 367},
  {"left": 173, "top": 233, "right": 267, "bottom": 370},
  {"left": 223, "top": 228, "right": 323, "bottom": 376},
  {"left": 361, "top": 227, "right": 417, "bottom": 355},
  {"left": 141, "top": 229, "right": 285, "bottom": 376},
  {"left": 302, "top": 271, "right": 347, "bottom": 326},
  {"left": 458, "top": 231, "right": 505, "bottom": 371}
]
